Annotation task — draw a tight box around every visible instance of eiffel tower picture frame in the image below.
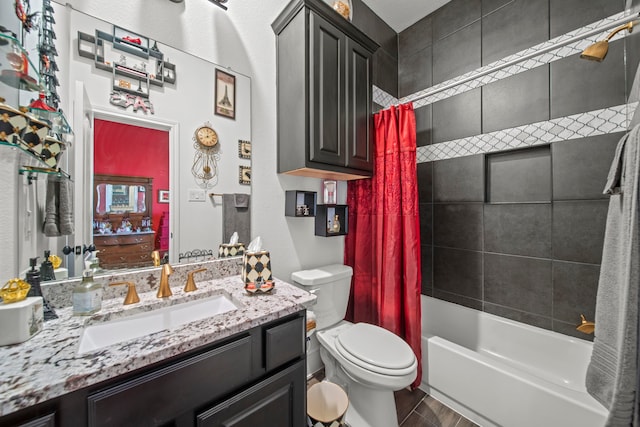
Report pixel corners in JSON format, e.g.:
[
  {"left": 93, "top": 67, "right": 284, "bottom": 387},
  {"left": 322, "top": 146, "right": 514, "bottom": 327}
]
[{"left": 214, "top": 68, "right": 236, "bottom": 120}]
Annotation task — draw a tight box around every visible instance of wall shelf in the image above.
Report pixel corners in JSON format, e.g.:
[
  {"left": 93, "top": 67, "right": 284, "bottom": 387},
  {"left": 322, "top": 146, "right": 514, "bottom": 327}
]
[
  {"left": 77, "top": 28, "right": 177, "bottom": 99},
  {"left": 285, "top": 190, "right": 317, "bottom": 217},
  {"left": 315, "top": 204, "right": 348, "bottom": 237}
]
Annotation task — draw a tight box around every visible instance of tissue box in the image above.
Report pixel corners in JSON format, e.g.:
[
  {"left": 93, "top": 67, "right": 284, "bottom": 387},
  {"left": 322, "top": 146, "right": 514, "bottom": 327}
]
[
  {"left": 0, "top": 297, "right": 44, "bottom": 346},
  {"left": 241, "top": 251, "right": 272, "bottom": 284},
  {"left": 218, "top": 243, "right": 245, "bottom": 258}
]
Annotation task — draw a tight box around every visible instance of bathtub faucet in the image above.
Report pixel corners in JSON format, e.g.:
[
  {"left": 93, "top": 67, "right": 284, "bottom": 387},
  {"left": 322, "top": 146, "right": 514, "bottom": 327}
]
[{"left": 577, "top": 314, "right": 595, "bottom": 334}]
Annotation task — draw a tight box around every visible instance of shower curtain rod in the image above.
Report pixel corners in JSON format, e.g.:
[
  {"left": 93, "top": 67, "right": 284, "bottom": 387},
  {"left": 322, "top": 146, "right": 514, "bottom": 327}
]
[{"left": 405, "top": 12, "right": 640, "bottom": 105}]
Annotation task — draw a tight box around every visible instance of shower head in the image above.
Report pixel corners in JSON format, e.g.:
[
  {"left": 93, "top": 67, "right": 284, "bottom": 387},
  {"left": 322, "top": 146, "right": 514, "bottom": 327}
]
[{"left": 581, "top": 21, "right": 635, "bottom": 62}]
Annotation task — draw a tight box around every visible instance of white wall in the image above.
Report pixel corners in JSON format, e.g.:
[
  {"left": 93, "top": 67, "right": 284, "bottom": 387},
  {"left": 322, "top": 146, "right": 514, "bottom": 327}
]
[{"left": 57, "top": 0, "right": 346, "bottom": 280}]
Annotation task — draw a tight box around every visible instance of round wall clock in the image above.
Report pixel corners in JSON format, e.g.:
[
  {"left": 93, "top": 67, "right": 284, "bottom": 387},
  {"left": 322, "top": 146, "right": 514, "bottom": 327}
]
[{"left": 192, "top": 122, "right": 221, "bottom": 186}]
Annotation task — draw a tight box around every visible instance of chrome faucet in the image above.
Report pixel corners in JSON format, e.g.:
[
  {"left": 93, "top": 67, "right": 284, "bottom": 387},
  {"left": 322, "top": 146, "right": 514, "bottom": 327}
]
[{"left": 157, "top": 263, "right": 174, "bottom": 298}]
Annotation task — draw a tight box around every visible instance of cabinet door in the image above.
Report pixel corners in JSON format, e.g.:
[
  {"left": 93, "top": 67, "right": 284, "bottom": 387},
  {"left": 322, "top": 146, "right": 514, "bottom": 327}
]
[
  {"left": 87, "top": 335, "right": 252, "bottom": 427},
  {"left": 196, "top": 360, "right": 306, "bottom": 427},
  {"left": 309, "top": 11, "right": 346, "bottom": 167},
  {"left": 345, "top": 38, "right": 373, "bottom": 171}
]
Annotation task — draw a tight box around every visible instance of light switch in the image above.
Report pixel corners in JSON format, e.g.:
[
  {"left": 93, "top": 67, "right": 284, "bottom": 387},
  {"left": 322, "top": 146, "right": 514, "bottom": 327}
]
[{"left": 188, "top": 189, "right": 206, "bottom": 202}]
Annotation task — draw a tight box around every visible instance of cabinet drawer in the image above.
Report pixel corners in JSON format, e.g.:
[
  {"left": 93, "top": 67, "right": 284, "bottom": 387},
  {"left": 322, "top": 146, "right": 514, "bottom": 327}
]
[
  {"left": 94, "top": 234, "right": 153, "bottom": 246},
  {"left": 87, "top": 335, "right": 252, "bottom": 427},
  {"left": 197, "top": 360, "right": 306, "bottom": 427},
  {"left": 264, "top": 315, "right": 304, "bottom": 371}
]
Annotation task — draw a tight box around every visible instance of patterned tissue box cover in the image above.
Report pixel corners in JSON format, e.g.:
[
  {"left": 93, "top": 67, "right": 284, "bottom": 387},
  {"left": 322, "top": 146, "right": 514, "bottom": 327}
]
[
  {"left": 241, "top": 250, "right": 272, "bottom": 284},
  {"left": 218, "top": 243, "right": 245, "bottom": 258}
]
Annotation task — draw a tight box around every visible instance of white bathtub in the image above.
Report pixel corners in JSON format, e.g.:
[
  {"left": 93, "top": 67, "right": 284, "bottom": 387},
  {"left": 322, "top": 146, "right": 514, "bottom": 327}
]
[{"left": 420, "top": 296, "right": 607, "bottom": 427}]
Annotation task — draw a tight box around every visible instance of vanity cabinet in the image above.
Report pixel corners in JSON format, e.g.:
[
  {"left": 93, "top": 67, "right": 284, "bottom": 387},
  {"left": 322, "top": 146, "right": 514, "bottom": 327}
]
[
  {"left": 272, "top": 0, "right": 379, "bottom": 181},
  {"left": 0, "top": 312, "right": 306, "bottom": 427}
]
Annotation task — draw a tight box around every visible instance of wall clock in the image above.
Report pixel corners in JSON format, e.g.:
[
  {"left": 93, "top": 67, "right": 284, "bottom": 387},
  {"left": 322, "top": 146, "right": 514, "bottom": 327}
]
[{"left": 192, "top": 122, "right": 221, "bottom": 186}]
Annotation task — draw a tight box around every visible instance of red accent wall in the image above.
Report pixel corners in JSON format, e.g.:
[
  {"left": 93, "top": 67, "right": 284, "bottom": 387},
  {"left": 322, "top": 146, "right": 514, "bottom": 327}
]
[{"left": 94, "top": 119, "right": 169, "bottom": 243}]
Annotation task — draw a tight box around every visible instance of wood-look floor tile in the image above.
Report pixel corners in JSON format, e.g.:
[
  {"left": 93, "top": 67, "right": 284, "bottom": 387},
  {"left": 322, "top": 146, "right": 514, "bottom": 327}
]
[
  {"left": 414, "top": 396, "right": 461, "bottom": 427},
  {"left": 455, "top": 416, "right": 480, "bottom": 427},
  {"left": 394, "top": 387, "right": 427, "bottom": 424},
  {"left": 399, "top": 411, "right": 435, "bottom": 427}
]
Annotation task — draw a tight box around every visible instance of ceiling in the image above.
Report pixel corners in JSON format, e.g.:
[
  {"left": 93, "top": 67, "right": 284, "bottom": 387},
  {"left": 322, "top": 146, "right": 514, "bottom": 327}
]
[{"left": 361, "top": 0, "right": 451, "bottom": 32}]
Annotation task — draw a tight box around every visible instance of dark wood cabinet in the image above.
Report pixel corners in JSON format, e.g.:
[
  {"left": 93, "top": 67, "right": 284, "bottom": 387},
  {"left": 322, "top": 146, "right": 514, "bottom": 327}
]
[
  {"left": 273, "top": 0, "right": 379, "bottom": 181},
  {"left": 0, "top": 312, "right": 306, "bottom": 427}
]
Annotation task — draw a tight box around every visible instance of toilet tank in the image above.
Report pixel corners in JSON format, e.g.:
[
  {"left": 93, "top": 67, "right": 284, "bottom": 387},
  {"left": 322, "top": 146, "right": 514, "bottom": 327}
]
[{"left": 291, "top": 264, "right": 353, "bottom": 330}]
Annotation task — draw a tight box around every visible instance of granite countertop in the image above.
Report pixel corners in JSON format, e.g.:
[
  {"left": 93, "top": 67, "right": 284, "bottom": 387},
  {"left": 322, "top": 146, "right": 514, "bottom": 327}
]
[{"left": 0, "top": 275, "right": 315, "bottom": 417}]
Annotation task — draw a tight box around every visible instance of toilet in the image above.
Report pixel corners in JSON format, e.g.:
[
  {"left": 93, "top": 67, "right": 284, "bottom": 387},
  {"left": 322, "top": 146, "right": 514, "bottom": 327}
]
[{"left": 292, "top": 264, "right": 417, "bottom": 427}]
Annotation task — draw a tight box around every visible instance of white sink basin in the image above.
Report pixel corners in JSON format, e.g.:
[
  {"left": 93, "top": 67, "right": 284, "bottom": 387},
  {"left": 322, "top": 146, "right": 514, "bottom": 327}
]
[{"left": 77, "top": 293, "right": 239, "bottom": 354}]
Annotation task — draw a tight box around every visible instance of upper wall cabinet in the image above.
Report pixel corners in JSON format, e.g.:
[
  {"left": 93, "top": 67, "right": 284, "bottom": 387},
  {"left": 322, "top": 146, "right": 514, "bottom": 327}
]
[{"left": 272, "top": 0, "right": 379, "bottom": 181}]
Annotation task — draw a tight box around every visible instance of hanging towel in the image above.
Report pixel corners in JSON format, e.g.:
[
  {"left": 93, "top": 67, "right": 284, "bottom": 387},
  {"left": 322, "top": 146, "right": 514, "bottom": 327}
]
[
  {"left": 43, "top": 177, "right": 60, "bottom": 237},
  {"left": 42, "top": 177, "right": 74, "bottom": 237},
  {"left": 59, "top": 179, "right": 74, "bottom": 235},
  {"left": 222, "top": 193, "right": 250, "bottom": 245},
  {"left": 586, "top": 123, "right": 640, "bottom": 427}
]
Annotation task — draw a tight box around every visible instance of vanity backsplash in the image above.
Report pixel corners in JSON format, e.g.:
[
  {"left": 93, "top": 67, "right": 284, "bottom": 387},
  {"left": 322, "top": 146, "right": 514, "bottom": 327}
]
[{"left": 41, "top": 257, "right": 243, "bottom": 309}]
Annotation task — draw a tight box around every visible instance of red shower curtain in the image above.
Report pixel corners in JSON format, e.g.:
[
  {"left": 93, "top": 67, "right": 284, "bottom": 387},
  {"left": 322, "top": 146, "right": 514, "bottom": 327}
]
[{"left": 344, "top": 103, "right": 422, "bottom": 389}]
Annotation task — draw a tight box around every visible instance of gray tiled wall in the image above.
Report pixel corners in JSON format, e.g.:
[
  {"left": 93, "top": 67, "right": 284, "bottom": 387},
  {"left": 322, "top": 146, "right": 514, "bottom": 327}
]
[{"left": 403, "top": 0, "right": 632, "bottom": 339}]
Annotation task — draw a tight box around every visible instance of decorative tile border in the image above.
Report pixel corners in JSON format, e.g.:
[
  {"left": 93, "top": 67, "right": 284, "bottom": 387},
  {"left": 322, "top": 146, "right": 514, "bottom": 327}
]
[
  {"left": 372, "top": 86, "right": 398, "bottom": 108},
  {"left": 373, "top": 12, "right": 633, "bottom": 110},
  {"left": 416, "top": 103, "right": 636, "bottom": 163}
]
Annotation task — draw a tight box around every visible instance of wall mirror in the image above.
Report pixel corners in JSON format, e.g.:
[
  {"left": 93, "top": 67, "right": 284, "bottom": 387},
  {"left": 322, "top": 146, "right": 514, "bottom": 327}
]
[{"left": 0, "top": 1, "right": 252, "bottom": 281}]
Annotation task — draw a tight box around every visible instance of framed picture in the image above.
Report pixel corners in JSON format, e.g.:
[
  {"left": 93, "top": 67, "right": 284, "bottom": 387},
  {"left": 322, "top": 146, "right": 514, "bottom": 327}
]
[
  {"left": 158, "top": 190, "right": 170, "bottom": 203},
  {"left": 239, "top": 166, "right": 251, "bottom": 185},
  {"left": 215, "top": 68, "right": 236, "bottom": 120},
  {"left": 238, "top": 140, "right": 251, "bottom": 159}
]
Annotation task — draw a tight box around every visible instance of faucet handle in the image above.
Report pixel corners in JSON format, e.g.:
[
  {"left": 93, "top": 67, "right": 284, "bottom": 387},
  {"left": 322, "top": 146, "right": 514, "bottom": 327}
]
[
  {"left": 185, "top": 268, "right": 207, "bottom": 292},
  {"left": 110, "top": 281, "right": 140, "bottom": 305},
  {"left": 151, "top": 250, "right": 161, "bottom": 266}
]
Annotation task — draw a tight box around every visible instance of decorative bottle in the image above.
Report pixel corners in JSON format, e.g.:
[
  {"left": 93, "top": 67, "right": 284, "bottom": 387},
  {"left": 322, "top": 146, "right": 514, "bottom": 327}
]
[
  {"left": 332, "top": 214, "right": 341, "bottom": 233},
  {"left": 73, "top": 269, "right": 103, "bottom": 316}
]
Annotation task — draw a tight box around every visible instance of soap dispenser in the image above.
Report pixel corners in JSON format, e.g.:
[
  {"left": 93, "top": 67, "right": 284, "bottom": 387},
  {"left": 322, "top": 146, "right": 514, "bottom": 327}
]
[
  {"left": 73, "top": 268, "right": 103, "bottom": 316},
  {"left": 25, "top": 257, "right": 58, "bottom": 320},
  {"left": 40, "top": 250, "right": 56, "bottom": 282}
]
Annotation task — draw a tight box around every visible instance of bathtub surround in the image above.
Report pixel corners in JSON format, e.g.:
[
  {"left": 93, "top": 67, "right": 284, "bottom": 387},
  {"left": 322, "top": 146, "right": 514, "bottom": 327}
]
[
  {"left": 586, "top": 125, "right": 640, "bottom": 425},
  {"left": 397, "top": 0, "right": 635, "bottom": 337}
]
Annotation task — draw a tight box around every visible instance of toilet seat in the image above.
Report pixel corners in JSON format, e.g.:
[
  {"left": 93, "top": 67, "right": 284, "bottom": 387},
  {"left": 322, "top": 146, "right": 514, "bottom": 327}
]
[{"left": 335, "top": 323, "right": 416, "bottom": 376}]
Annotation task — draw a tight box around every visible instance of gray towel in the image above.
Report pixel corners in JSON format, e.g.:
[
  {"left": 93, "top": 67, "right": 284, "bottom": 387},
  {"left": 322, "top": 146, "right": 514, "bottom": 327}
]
[
  {"left": 43, "top": 178, "right": 60, "bottom": 237},
  {"left": 59, "top": 179, "right": 74, "bottom": 235},
  {"left": 586, "top": 124, "right": 640, "bottom": 426},
  {"left": 222, "top": 193, "right": 250, "bottom": 245},
  {"left": 43, "top": 177, "right": 74, "bottom": 236}
]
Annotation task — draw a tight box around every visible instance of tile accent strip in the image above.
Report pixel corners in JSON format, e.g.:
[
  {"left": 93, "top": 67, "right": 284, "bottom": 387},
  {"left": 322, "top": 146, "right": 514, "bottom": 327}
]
[
  {"left": 416, "top": 103, "right": 636, "bottom": 163},
  {"left": 373, "top": 12, "right": 630, "bottom": 110}
]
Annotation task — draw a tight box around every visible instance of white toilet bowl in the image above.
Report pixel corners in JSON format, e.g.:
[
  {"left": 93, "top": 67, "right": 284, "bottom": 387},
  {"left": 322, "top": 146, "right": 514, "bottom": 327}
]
[
  {"left": 291, "top": 265, "right": 418, "bottom": 427},
  {"left": 317, "top": 321, "right": 418, "bottom": 427}
]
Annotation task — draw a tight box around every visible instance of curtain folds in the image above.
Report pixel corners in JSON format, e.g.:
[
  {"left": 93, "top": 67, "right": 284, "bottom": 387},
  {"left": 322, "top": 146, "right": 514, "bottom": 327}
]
[{"left": 344, "top": 103, "right": 422, "bottom": 389}]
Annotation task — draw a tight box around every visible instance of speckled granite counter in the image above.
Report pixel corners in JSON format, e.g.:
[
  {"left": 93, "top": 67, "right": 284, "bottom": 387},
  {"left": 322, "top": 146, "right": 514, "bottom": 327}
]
[{"left": 0, "top": 273, "right": 315, "bottom": 417}]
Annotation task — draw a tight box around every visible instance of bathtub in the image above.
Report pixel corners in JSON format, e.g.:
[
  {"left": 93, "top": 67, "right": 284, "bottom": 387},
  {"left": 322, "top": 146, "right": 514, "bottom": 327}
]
[{"left": 420, "top": 296, "right": 607, "bottom": 427}]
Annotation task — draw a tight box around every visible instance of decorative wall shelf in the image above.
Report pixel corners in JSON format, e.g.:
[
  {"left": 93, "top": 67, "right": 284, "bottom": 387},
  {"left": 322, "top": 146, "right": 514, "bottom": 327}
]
[
  {"left": 77, "top": 27, "right": 177, "bottom": 100},
  {"left": 0, "top": 33, "right": 43, "bottom": 92},
  {"left": 285, "top": 190, "right": 317, "bottom": 217},
  {"left": 0, "top": 33, "right": 72, "bottom": 182},
  {"left": 315, "top": 204, "right": 348, "bottom": 237}
]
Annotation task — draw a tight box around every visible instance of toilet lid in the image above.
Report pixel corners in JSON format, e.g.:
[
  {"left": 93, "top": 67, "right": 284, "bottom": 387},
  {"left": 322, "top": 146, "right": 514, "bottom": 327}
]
[{"left": 336, "top": 323, "right": 416, "bottom": 375}]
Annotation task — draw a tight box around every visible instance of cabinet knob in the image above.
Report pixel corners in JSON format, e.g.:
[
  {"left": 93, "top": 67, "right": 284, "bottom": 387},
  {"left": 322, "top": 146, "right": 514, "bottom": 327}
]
[{"left": 110, "top": 281, "right": 140, "bottom": 305}]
